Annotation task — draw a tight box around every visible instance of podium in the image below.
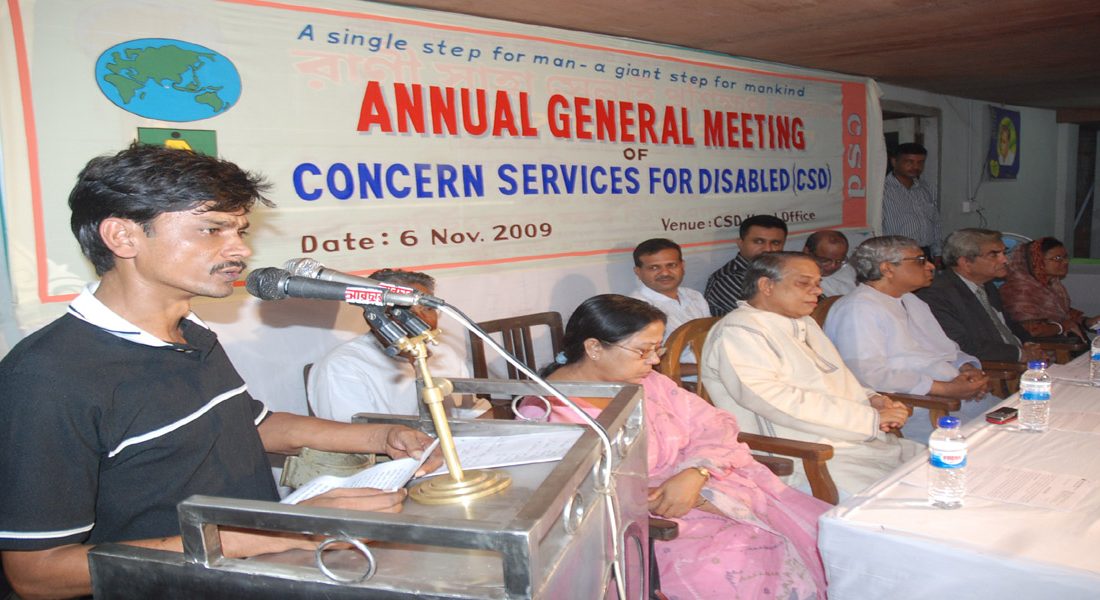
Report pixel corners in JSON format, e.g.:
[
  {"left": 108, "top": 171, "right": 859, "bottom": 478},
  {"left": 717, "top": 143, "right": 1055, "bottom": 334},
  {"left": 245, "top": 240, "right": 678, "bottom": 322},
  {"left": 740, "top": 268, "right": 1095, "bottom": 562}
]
[{"left": 89, "top": 378, "right": 649, "bottom": 599}]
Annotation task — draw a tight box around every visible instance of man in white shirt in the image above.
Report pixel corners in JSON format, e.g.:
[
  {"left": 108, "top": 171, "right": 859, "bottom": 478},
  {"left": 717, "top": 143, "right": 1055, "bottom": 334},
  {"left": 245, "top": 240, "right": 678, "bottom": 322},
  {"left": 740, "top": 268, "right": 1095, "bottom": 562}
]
[
  {"left": 701, "top": 252, "right": 918, "bottom": 498},
  {"left": 629, "top": 238, "right": 709, "bottom": 338},
  {"left": 802, "top": 230, "right": 856, "bottom": 297},
  {"left": 824, "top": 236, "right": 993, "bottom": 440},
  {"left": 308, "top": 269, "right": 478, "bottom": 422}
]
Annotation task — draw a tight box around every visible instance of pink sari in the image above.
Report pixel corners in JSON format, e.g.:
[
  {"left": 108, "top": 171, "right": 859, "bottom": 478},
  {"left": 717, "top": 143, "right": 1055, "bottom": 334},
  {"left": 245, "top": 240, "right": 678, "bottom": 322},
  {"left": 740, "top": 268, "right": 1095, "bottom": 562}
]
[{"left": 522, "top": 372, "right": 828, "bottom": 600}]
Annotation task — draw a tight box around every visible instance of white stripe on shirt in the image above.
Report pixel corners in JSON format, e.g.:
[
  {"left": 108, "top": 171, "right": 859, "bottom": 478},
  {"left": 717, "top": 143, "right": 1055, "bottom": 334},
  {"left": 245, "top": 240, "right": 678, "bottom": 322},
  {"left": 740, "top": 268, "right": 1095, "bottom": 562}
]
[
  {"left": 108, "top": 384, "right": 249, "bottom": 458},
  {"left": 0, "top": 522, "right": 94, "bottom": 540}
]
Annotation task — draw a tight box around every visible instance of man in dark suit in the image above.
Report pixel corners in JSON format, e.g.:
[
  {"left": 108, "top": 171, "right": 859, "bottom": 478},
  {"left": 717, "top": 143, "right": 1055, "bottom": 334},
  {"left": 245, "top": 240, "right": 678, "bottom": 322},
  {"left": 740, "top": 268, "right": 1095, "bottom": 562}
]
[{"left": 916, "top": 228, "right": 1042, "bottom": 363}]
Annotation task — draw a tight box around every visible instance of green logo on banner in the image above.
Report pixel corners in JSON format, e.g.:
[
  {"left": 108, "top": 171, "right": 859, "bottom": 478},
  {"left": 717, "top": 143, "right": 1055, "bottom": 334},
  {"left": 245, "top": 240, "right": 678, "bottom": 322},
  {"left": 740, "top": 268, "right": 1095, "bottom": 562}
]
[{"left": 137, "top": 128, "right": 217, "bottom": 156}]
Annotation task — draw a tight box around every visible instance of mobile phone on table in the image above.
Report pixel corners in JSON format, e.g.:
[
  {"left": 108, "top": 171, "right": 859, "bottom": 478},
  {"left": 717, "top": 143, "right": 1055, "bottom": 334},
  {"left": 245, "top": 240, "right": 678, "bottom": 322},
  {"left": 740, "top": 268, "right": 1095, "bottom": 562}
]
[{"left": 986, "top": 407, "right": 1018, "bottom": 424}]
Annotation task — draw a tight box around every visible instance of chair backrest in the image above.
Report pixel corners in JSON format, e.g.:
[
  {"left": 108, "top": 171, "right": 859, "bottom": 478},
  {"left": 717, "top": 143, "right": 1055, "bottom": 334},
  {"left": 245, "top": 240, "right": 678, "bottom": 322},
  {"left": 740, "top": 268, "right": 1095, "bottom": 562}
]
[
  {"left": 658, "top": 317, "right": 719, "bottom": 404},
  {"left": 469, "top": 311, "right": 565, "bottom": 379},
  {"left": 810, "top": 295, "right": 841, "bottom": 328}
]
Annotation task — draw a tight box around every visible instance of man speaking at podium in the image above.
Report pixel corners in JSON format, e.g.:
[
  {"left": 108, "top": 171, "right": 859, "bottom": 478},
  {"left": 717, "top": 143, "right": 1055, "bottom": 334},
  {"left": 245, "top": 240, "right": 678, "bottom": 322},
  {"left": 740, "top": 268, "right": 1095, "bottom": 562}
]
[{"left": 0, "top": 144, "right": 439, "bottom": 599}]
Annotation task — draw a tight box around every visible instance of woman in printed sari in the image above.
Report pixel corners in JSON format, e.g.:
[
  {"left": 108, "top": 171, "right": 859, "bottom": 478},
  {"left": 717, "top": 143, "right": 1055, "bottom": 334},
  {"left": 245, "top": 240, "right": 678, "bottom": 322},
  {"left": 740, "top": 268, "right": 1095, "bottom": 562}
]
[
  {"left": 521, "top": 294, "right": 828, "bottom": 600},
  {"left": 1001, "top": 237, "right": 1099, "bottom": 341}
]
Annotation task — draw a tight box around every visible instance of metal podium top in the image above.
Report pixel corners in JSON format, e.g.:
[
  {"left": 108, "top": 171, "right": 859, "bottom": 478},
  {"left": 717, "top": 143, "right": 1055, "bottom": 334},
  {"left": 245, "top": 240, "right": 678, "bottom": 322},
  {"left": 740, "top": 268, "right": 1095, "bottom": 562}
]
[{"left": 89, "top": 378, "right": 649, "bottom": 599}]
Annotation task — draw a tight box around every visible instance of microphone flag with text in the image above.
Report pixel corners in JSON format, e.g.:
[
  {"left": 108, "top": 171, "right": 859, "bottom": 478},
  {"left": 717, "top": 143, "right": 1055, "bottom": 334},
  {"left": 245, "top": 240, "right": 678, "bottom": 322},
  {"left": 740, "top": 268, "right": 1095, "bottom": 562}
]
[{"left": 282, "top": 258, "right": 445, "bottom": 308}]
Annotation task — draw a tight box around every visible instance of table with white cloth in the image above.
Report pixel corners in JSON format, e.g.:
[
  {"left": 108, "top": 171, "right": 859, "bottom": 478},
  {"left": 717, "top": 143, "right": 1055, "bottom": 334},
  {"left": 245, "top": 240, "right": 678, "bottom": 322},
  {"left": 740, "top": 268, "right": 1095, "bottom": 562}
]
[{"left": 818, "top": 353, "right": 1100, "bottom": 600}]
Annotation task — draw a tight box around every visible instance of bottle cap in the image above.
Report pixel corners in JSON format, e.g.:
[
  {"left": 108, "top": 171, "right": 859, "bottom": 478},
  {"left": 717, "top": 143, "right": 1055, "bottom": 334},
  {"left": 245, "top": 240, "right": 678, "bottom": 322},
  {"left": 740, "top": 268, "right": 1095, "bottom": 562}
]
[
  {"left": 937, "top": 416, "right": 960, "bottom": 428},
  {"left": 1026, "top": 360, "right": 1047, "bottom": 370}
]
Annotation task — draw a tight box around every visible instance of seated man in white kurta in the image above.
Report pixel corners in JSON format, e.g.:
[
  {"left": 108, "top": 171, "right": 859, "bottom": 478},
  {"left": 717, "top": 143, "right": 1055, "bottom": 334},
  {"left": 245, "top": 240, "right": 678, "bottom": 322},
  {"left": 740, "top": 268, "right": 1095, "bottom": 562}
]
[
  {"left": 627, "top": 238, "right": 709, "bottom": 365},
  {"left": 824, "top": 236, "right": 994, "bottom": 442},
  {"left": 700, "top": 252, "right": 921, "bottom": 499},
  {"left": 308, "top": 269, "right": 478, "bottom": 421}
]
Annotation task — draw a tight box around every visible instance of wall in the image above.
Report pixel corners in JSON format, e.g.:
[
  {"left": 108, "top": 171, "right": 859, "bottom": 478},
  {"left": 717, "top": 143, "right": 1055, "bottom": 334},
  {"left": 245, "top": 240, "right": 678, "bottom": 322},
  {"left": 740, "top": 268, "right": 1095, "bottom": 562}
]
[
  {"left": 877, "top": 83, "right": 1066, "bottom": 239},
  {"left": 878, "top": 82, "right": 1100, "bottom": 322}
]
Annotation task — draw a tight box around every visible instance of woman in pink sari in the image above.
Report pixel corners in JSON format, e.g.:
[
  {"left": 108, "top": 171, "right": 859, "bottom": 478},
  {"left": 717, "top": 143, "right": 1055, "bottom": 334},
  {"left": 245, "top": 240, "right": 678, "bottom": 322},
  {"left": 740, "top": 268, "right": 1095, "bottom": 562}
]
[
  {"left": 522, "top": 294, "right": 828, "bottom": 600},
  {"left": 1001, "top": 237, "right": 1099, "bottom": 341}
]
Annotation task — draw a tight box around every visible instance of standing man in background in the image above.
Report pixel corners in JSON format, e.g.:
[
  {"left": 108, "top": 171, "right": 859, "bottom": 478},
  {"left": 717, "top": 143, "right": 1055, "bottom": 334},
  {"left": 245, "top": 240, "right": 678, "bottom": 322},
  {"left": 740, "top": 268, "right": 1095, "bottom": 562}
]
[{"left": 882, "top": 143, "right": 942, "bottom": 261}]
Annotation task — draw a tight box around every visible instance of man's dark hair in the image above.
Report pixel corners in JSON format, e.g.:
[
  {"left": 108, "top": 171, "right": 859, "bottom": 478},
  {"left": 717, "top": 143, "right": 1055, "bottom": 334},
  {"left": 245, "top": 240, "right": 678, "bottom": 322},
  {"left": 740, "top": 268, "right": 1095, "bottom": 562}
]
[
  {"left": 742, "top": 251, "right": 815, "bottom": 300},
  {"left": 895, "top": 142, "right": 927, "bottom": 157},
  {"left": 370, "top": 268, "right": 436, "bottom": 292},
  {"left": 632, "top": 238, "right": 682, "bottom": 267},
  {"left": 739, "top": 214, "right": 788, "bottom": 239},
  {"left": 69, "top": 143, "right": 273, "bottom": 275},
  {"left": 804, "top": 230, "right": 849, "bottom": 253}
]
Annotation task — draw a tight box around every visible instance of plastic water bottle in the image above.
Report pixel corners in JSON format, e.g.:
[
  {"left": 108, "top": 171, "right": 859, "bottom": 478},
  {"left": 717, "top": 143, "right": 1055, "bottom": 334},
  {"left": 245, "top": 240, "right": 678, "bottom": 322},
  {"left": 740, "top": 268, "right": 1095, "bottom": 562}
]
[
  {"left": 928, "top": 416, "right": 967, "bottom": 509},
  {"left": 1090, "top": 336, "right": 1100, "bottom": 387},
  {"left": 1019, "top": 360, "right": 1051, "bottom": 432}
]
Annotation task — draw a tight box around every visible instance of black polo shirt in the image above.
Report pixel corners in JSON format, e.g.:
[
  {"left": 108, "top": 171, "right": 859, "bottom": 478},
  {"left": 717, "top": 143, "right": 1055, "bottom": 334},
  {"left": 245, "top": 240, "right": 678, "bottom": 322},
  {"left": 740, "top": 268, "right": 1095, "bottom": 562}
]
[{"left": 0, "top": 287, "right": 278, "bottom": 551}]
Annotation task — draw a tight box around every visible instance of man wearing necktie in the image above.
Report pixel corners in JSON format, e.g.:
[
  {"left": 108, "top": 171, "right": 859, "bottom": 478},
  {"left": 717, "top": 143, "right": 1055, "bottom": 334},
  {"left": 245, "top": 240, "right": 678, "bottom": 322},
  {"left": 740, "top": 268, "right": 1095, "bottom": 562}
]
[{"left": 915, "top": 228, "right": 1045, "bottom": 363}]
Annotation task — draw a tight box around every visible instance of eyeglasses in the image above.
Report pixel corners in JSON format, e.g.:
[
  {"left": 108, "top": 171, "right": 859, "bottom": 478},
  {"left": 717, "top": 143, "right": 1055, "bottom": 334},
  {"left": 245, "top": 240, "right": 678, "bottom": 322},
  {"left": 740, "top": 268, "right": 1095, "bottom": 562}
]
[
  {"left": 1044, "top": 255, "right": 1069, "bottom": 263},
  {"left": 605, "top": 342, "right": 667, "bottom": 360},
  {"left": 895, "top": 256, "right": 929, "bottom": 265},
  {"left": 813, "top": 256, "right": 847, "bottom": 268}
]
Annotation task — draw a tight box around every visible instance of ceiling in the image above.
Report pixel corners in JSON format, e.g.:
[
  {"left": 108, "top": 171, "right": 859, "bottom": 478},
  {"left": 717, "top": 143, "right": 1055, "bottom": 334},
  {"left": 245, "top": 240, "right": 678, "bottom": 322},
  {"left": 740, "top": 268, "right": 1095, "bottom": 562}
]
[{"left": 378, "top": 0, "right": 1100, "bottom": 123}]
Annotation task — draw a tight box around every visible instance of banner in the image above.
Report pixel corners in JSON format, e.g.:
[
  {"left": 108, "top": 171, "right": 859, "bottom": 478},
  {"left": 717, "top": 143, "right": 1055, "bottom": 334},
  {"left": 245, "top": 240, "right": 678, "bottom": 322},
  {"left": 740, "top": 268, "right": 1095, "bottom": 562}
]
[{"left": 1, "top": 0, "right": 874, "bottom": 319}]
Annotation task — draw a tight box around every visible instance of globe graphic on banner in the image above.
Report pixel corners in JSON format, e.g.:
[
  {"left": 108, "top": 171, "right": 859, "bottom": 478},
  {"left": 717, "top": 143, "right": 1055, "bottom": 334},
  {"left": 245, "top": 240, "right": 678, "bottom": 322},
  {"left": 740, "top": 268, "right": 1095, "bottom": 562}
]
[{"left": 95, "top": 38, "right": 241, "bottom": 122}]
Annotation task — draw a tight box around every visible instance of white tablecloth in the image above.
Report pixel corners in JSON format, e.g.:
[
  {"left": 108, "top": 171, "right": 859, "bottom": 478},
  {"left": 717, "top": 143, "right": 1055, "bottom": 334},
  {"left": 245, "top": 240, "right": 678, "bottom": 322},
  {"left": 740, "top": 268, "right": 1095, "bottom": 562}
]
[{"left": 819, "top": 355, "right": 1100, "bottom": 599}]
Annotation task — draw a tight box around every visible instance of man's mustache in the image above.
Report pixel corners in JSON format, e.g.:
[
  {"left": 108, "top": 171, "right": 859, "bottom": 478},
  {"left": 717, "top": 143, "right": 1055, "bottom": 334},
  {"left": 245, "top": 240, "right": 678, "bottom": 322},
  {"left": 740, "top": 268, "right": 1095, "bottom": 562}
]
[{"left": 210, "top": 261, "right": 247, "bottom": 274}]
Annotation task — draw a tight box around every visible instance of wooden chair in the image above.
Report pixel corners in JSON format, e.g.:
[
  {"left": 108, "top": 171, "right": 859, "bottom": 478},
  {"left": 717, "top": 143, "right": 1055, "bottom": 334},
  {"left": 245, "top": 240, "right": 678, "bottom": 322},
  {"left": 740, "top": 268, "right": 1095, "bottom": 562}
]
[
  {"left": 469, "top": 311, "right": 564, "bottom": 380},
  {"left": 1033, "top": 339, "right": 1088, "bottom": 364},
  {"left": 810, "top": 295, "right": 841, "bottom": 329},
  {"left": 980, "top": 360, "right": 1027, "bottom": 398},
  {"left": 468, "top": 311, "right": 564, "bottom": 419},
  {"left": 659, "top": 317, "right": 720, "bottom": 404},
  {"left": 659, "top": 317, "right": 839, "bottom": 505}
]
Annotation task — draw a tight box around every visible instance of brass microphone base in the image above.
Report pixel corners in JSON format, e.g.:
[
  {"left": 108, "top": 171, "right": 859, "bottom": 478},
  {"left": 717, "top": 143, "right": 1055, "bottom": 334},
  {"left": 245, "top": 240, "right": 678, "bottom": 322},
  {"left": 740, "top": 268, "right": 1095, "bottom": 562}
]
[{"left": 409, "top": 469, "right": 511, "bottom": 505}]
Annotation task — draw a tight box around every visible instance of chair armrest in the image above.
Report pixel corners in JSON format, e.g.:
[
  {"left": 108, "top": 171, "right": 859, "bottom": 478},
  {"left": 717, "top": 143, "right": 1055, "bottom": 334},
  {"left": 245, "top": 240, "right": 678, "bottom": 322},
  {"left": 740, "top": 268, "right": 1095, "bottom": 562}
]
[
  {"left": 753, "top": 454, "right": 794, "bottom": 476},
  {"left": 884, "top": 392, "right": 961, "bottom": 413},
  {"left": 981, "top": 360, "right": 1026, "bottom": 373},
  {"left": 1036, "top": 340, "right": 1088, "bottom": 364},
  {"left": 738, "top": 432, "right": 838, "bottom": 505},
  {"left": 738, "top": 432, "right": 833, "bottom": 460}
]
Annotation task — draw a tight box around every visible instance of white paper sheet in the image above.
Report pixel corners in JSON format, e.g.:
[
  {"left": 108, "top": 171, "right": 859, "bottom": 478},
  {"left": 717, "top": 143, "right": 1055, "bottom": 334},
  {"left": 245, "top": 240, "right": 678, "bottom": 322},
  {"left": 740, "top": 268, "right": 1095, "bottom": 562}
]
[
  {"left": 282, "top": 428, "right": 585, "bottom": 504},
  {"left": 282, "top": 439, "right": 440, "bottom": 504},
  {"left": 427, "top": 429, "right": 584, "bottom": 477},
  {"left": 967, "top": 465, "right": 1096, "bottom": 511}
]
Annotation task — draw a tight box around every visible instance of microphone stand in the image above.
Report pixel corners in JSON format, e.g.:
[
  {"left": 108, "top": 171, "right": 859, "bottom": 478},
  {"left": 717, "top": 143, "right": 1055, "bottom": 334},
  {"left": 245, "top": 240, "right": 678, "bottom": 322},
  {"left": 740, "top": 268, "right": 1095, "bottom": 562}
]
[
  {"left": 371, "top": 305, "right": 511, "bottom": 504},
  {"left": 396, "top": 326, "right": 512, "bottom": 505}
]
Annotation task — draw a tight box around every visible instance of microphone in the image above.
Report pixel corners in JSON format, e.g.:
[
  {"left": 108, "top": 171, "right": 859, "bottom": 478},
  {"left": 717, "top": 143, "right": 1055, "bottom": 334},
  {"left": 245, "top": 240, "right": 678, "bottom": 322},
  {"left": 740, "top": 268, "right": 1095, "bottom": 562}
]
[
  {"left": 390, "top": 306, "right": 432, "bottom": 336},
  {"left": 282, "top": 258, "right": 444, "bottom": 308},
  {"left": 246, "top": 267, "right": 390, "bottom": 306}
]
